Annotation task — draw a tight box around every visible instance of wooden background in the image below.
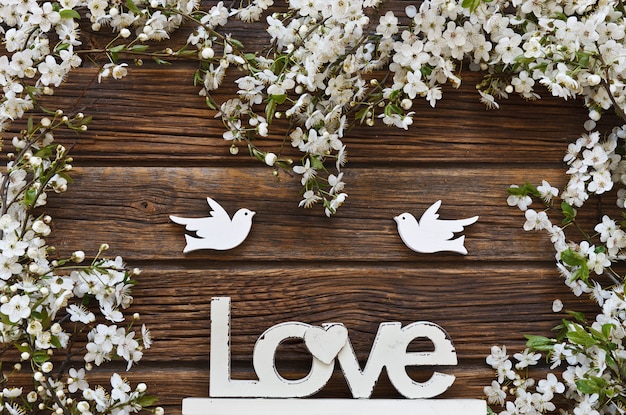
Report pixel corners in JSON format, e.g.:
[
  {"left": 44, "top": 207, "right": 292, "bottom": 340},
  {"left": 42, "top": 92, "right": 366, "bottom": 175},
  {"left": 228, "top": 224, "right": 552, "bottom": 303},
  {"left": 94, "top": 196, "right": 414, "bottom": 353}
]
[{"left": 4, "top": 3, "right": 622, "bottom": 414}]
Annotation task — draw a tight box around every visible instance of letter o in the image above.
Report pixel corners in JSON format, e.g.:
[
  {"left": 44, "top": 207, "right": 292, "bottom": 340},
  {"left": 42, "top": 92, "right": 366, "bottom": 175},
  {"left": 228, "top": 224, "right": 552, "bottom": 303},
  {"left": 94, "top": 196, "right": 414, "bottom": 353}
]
[{"left": 252, "top": 322, "right": 334, "bottom": 397}]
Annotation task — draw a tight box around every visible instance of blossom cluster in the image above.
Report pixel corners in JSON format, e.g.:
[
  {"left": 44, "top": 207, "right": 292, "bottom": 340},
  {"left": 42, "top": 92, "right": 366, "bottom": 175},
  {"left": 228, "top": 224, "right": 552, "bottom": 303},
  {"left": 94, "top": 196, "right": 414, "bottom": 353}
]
[
  {"left": 4, "top": 0, "right": 626, "bottom": 215},
  {"left": 0, "top": 111, "right": 160, "bottom": 414},
  {"left": 493, "top": 123, "right": 626, "bottom": 414}
]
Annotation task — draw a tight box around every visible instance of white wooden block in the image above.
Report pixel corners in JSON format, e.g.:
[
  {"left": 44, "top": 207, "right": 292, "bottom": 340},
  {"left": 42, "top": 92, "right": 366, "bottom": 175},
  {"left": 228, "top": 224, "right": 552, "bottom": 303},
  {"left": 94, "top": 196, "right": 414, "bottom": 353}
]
[{"left": 182, "top": 398, "right": 486, "bottom": 415}]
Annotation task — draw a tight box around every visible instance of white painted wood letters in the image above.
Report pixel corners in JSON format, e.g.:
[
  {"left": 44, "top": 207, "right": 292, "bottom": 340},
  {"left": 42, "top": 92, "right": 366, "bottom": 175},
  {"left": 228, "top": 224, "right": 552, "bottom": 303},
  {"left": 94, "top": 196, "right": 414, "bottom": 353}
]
[{"left": 209, "top": 297, "right": 457, "bottom": 398}]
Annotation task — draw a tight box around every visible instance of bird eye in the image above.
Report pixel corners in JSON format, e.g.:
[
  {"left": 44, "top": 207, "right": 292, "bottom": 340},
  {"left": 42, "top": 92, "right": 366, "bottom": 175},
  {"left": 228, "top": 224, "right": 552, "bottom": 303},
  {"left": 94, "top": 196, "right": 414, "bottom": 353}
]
[{"left": 244, "top": 212, "right": 248, "bottom": 216}]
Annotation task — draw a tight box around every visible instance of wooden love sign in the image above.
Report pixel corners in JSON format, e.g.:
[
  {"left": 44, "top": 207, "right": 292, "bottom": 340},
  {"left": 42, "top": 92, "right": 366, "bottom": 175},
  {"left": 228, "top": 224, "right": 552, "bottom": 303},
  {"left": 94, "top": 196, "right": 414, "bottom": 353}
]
[{"left": 182, "top": 297, "right": 485, "bottom": 414}]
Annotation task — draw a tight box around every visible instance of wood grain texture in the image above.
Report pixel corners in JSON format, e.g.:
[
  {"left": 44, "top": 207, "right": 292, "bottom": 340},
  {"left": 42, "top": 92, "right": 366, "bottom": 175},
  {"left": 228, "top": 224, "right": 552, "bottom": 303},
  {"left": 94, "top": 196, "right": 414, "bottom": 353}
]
[{"left": 3, "top": 5, "right": 623, "bottom": 413}]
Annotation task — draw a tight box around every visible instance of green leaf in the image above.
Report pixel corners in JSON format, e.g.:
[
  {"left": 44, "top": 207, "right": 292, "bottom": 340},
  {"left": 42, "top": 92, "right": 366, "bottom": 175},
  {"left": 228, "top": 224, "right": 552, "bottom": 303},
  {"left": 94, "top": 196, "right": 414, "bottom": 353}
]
[
  {"left": 420, "top": 64, "right": 433, "bottom": 77},
  {"left": 270, "top": 94, "right": 287, "bottom": 105},
  {"left": 565, "top": 310, "right": 586, "bottom": 323},
  {"left": 79, "top": 115, "right": 93, "bottom": 126},
  {"left": 525, "top": 334, "right": 554, "bottom": 351},
  {"left": 576, "top": 51, "right": 591, "bottom": 68},
  {"left": 59, "top": 8, "right": 80, "bottom": 19},
  {"left": 130, "top": 45, "right": 150, "bottom": 52},
  {"left": 507, "top": 181, "right": 539, "bottom": 197},
  {"left": 602, "top": 323, "right": 615, "bottom": 340},
  {"left": 153, "top": 58, "right": 171, "bottom": 65},
  {"left": 205, "top": 96, "right": 217, "bottom": 110},
  {"left": 32, "top": 350, "right": 50, "bottom": 364},
  {"left": 388, "top": 89, "right": 401, "bottom": 101},
  {"left": 561, "top": 201, "right": 576, "bottom": 223},
  {"left": 310, "top": 156, "right": 325, "bottom": 170},
  {"left": 576, "top": 377, "right": 608, "bottom": 395},
  {"left": 355, "top": 107, "right": 370, "bottom": 123},
  {"left": 193, "top": 69, "right": 203, "bottom": 87},
  {"left": 270, "top": 55, "right": 288, "bottom": 75},
  {"left": 50, "top": 335, "right": 63, "bottom": 349},
  {"left": 228, "top": 38, "right": 244, "bottom": 49},
  {"left": 384, "top": 103, "right": 402, "bottom": 116},
  {"left": 560, "top": 248, "right": 585, "bottom": 267},
  {"left": 125, "top": 0, "right": 141, "bottom": 14},
  {"left": 55, "top": 43, "right": 70, "bottom": 52},
  {"left": 567, "top": 323, "right": 597, "bottom": 348},
  {"left": 265, "top": 99, "right": 277, "bottom": 124},
  {"left": 14, "top": 343, "right": 30, "bottom": 354},
  {"left": 136, "top": 395, "right": 159, "bottom": 407},
  {"left": 461, "top": 0, "right": 482, "bottom": 12},
  {"left": 24, "top": 187, "right": 38, "bottom": 207},
  {"left": 110, "top": 44, "right": 126, "bottom": 53}
]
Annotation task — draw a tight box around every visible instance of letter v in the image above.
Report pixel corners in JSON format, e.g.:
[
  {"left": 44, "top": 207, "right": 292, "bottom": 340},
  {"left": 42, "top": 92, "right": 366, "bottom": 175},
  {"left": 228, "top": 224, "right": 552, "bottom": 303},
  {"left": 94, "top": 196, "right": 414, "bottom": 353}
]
[{"left": 335, "top": 322, "right": 398, "bottom": 398}]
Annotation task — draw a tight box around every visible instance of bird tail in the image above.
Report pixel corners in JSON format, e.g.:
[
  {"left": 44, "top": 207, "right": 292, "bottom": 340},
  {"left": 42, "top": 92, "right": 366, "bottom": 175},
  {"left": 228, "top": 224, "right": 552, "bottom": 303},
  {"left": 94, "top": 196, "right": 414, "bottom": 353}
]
[
  {"left": 183, "top": 234, "right": 204, "bottom": 253},
  {"left": 450, "top": 235, "right": 468, "bottom": 255}
]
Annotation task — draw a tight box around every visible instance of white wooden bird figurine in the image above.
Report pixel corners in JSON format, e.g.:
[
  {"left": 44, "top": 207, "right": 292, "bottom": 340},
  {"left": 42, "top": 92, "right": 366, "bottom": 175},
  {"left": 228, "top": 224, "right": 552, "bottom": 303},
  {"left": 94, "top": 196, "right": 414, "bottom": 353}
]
[
  {"left": 170, "top": 197, "right": 255, "bottom": 253},
  {"left": 394, "top": 200, "right": 478, "bottom": 255}
]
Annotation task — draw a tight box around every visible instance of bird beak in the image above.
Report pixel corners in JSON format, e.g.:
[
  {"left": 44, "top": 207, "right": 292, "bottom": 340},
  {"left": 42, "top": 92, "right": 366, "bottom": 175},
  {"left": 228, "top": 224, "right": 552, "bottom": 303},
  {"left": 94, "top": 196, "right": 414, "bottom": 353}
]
[{"left": 393, "top": 215, "right": 399, "bottom": 223}]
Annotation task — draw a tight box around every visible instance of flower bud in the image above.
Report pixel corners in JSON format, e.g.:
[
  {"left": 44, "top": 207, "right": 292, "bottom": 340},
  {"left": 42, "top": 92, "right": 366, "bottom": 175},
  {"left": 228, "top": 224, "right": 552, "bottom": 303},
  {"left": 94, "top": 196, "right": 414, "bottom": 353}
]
[
  {"left": 587, "top": 74, "right": 601, "bottom": 86},
  {"left": 77, "top": 401, "right": 90, "bottom": 412},
  {"left": 21, "top": 352, "right": 30, "bottom": 361},
  {"left": 264, "top": 152, "right": 277, "bottom": 166},
  {"left": 41, "top": 362, "right": 53, "bottom": 373},
  {"left": 72, "top": 250, "right": 85, "bottom": 263},
  {"left": 201, "top": 47, "right": 215, "bottom": 60},
  {"left": 400, "top": 98, "right": 412, "bottom": 110},
  {"left": 136, "top": 383, "right": 147, "bottom": 393}
]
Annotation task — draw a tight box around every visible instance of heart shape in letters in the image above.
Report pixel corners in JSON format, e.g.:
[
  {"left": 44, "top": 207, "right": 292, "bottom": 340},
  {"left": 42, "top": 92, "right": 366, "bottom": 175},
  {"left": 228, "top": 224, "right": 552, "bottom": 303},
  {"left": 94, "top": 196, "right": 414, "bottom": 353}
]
[{"left": 304, "top": 324, "right": 349, "bottom": 365}]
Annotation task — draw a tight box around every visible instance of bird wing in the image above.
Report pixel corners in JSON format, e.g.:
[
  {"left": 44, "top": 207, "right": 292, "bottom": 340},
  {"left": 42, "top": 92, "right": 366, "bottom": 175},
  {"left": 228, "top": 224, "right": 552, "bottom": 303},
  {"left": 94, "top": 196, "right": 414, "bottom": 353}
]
[
  {"left": 206, "top": 197, "right": 230, "bottom": 222},
  {"left": 169, "top": 197, "right": 232, "bottom": 239},
  {"left": 417, "top": 200, "right": 441, "bottom": 229},
  {"left": 418, "top": 201, "right": 478, "bottom": 241}
]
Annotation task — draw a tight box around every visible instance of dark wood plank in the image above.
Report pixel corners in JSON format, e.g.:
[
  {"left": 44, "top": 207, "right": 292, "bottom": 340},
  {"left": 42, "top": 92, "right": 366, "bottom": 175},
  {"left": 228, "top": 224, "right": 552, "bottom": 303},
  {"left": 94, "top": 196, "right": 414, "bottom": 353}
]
[
  {"left": 5, "top": 67, "right": 619, "bottom": 165},
  {"left": 125, "top": 264, "right": 597, "bottom": 362},
  {"left": 43, "top": 165, "right": 604, "bottom": 262}
]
